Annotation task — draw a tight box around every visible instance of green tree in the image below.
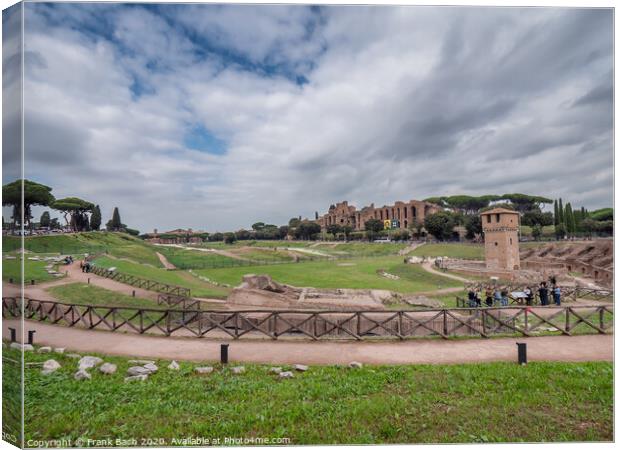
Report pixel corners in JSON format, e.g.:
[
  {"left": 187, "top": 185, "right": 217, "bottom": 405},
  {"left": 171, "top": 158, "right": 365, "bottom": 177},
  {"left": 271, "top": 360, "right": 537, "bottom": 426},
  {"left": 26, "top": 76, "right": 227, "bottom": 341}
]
[
  {"left": 342, "top": 225, "right": 353, "bottom": 241},
  {"left": 555, "top": 223, "right": 567, "bottom": 239},
  {"left": 326, "top": 224, "right": 342, "bottom": 239},
  {"left": 424, "top": 211, "right": 456, "bottom": 241},
  {"left": 2, "top": 179, "right": 55, "bottom": 231},
  {"left": 288, "top": 217, "right": 301, "bottom": 228},
  {"left": 90, "top": 205, "right": 102, "bottom": 231},
  {"left": 110, "top": 207, "right": 122, "bottom": 231},
  {"left": 295, "top": 221, "right": 321, "bottom": 240},
  {"left": 554, "top": 200, "right": 559, "bottom": 226},
  {"left": 251, "top": 222, "right": 266, "bottom": 231},
  {"left": 558, "top": 198, "right": 564, "bottom": 227},
  {"left": 40, "top": 211, "right": 51, "bottom": 228},
  {"left": 464, "top": 215, "right": 482, "bottom": 240},
  {"left": 224, "top": 232, "right": 237, "bottom": 244},
  {"left": 52, "top": 197, "right": 94, "bottom": 232},
  {"left": 364, "top": 218, "right": 384, "bottom": 241},
  {"left": 532, "top": 224, "right": 543, "bottom": 241}
]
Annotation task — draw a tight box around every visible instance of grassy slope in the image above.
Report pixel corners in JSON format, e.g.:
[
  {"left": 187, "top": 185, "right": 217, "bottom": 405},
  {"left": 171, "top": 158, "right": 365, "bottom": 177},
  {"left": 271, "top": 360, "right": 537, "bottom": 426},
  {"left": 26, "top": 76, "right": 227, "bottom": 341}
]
[
  {"left": 197, "top": 256, "right": 461, "bottom": 292},
  {"left": 93, "top": 257, "right": 230, "bottom": 299},
  {"left": 3, "top": 232, "right": 163, "bottom": 267},
  {"left": 47, "top": 283, "right": 165, "bottom": 309},
  {"left": 410, "top": 243, "right": 484, "bottom": 260},
  {"left": 156, "top": 247, "right": 238, "bottom": 268},
  {"left": 3, "top": 257, "right": 61, "bottom": 283},
  {"left": 16, "top": 346, "right": 612, "bottom": 444}
]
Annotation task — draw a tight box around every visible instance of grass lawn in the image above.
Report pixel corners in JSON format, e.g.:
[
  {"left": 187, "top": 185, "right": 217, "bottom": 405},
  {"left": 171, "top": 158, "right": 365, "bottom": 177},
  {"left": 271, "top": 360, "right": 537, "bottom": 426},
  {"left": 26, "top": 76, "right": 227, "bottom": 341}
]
[
  {"left": 93, "top": 257, "right": 230, "bottom": 299},
  {"left": 156, "top": 247, "right": 239, "bottom": 269},
  {"left": 197, "top": 256, "right": 461, "bottom": 293},
  {"left": 15, "top": 346, "right": 612, "bottom": 444},
  {"left": 2, "top": 256, "right": 62, "bottom": 284},
  {"left": 410, "top": 243, "right": 484, "bottom": 260},
  {"left": 47, "top": 283, "right": 165, "bottom": 310}
]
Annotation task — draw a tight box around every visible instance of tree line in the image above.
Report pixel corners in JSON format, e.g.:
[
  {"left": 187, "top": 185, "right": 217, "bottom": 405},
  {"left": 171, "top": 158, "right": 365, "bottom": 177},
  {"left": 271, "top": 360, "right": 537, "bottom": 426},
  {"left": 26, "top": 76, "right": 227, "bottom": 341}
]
[{"left": 2, "top": 179, "right": 138, "bottom": 235}]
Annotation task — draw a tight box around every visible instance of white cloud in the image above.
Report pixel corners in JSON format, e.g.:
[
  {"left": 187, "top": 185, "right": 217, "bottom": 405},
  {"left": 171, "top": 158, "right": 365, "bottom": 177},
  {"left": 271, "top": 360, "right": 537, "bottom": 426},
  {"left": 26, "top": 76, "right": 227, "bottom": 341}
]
[{"left": 17, "top": 4, "right": 614, "bottom": 232}]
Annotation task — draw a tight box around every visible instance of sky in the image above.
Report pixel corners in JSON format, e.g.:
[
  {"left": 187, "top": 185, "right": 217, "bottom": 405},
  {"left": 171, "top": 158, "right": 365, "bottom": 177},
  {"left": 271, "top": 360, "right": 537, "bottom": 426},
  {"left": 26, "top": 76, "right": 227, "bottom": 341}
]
[{"left": 2, "top": 3, "right": 614, "bottom": 232}]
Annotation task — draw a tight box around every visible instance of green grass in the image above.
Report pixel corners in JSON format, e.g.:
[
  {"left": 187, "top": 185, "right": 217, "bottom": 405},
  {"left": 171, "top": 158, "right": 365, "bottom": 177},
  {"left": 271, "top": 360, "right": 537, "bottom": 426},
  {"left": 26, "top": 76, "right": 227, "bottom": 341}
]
[
  {"left": 15, "top": 346, "right": 612, "bottom": 444},
  {"left": 197, "top": 256, "right": 461, "bottom": 293},
  {"left": 93, "top": 257, "right": 230, "bottom": 299},
  {"left": 47, "top": 283, "right": 165, "bottom": 310},
  {"left": 410, "top": 243, "right": 484, "bottom": 260},
  {"left": 156, "top": 247, "right": 238, "bottom": 269},
  {"left": 3, "top": 232, "right": 163, "bottom": 267},
  {"left": 317, "top": 242, "right": 408, "bottom": 256},
  {"left": 2, "top": 256, "right": 63, "bottom": 284}
]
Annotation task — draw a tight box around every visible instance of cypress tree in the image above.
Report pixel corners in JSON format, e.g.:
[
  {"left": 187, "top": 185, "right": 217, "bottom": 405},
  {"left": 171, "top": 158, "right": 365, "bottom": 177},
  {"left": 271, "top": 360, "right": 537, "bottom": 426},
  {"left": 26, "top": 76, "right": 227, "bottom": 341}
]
[
  {"left": 558, "top": 198, "right": 564, "bottom": 227},
  {"left": 111, "top": 207, "right": 122, "bottom": 231},
  {"left": 554, "top": 200, "right": 559, "bottom": 226},
  {"left": 90, "top": 205, "right": 102, "bottom": 231}
]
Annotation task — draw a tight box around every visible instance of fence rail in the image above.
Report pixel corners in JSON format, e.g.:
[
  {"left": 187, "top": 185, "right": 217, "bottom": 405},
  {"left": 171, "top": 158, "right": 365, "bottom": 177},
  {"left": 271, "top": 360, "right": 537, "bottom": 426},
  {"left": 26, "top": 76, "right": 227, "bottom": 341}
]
[
  {"left": 3, "top": 297, "right": 612, "bottom": 340},
  {"left": 89, "top": 266, "right": 191, "bottom": 297}
]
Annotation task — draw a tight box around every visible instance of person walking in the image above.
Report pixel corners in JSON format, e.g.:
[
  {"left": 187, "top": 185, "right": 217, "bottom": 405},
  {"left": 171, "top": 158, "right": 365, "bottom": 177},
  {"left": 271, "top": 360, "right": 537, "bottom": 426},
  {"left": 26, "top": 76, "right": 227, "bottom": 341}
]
[
  {"left": 553, "top": 285, "right": 561, "bottom": 305},
  {"left": 538, "top": 282, "right": 549, "bottom": 306},
  {"left": 467, "top": 288, "right": 477, "bottom": 308},
  {"left": 474, "top": 289, "right": 482, "bottom": 307}
]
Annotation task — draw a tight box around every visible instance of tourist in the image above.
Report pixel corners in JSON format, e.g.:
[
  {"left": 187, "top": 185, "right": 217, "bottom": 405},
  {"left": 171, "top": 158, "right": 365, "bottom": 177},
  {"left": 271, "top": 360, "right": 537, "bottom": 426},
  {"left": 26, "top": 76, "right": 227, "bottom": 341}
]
[
  {"left": 553, "top": 285, "right": 561, "bottom": 305},
  {"left": 474, "top": 289, "right": 482, "bottom": 307},
  {"left": 538, "top": 282, "right": 549, "bottom": 306},
  {"left": 485, "top": 287, "right": 493, "bottom": 307},
  {"left": 467, "top": 288, "right": 477, "bottom": 307},
  {"left": 524, "top": 286, "right": 533, "bottom": 306},
  {"left": 500, "top": 287, "right": 509, "bottom": 306},
  {"left": 493, "top": 288, "right": 502, "bottom": 306}
]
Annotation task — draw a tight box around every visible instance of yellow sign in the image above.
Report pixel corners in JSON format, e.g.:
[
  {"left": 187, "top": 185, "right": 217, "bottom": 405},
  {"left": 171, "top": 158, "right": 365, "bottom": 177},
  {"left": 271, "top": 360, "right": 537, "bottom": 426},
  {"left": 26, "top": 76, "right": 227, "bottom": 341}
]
[{"left": 383, "top": 219, "right": 391, "bottom": 230}]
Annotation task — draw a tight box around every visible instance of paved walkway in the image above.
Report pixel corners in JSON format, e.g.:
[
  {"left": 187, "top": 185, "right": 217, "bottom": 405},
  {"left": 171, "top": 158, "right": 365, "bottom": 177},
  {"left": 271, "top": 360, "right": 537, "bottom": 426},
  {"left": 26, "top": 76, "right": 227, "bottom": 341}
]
[{"left": 3, "top": 319, "right": 612, "bottom": 365}]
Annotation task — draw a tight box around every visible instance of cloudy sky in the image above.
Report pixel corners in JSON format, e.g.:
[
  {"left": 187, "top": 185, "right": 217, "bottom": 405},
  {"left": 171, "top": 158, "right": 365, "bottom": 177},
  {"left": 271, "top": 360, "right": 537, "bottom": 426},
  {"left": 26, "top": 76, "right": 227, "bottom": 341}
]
[{"left": 3, "top": 3, "right": 614, "bottom": 232}]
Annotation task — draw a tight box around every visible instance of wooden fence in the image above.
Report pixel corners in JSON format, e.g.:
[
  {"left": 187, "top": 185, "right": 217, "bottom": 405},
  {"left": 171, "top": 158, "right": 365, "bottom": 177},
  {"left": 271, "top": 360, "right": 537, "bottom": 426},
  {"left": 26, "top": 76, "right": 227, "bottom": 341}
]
[
  {"left": 3, "top": 297, "right": 612, "bottom": 340},
  {"left": 457, "top": 287, "right": 613, "bottom": 307},
  {"left": 157, "top": 293, "right": 202, "bottom": 310},
  {"left": 89, "top": 266, "right": 190, "bottom": 297}
]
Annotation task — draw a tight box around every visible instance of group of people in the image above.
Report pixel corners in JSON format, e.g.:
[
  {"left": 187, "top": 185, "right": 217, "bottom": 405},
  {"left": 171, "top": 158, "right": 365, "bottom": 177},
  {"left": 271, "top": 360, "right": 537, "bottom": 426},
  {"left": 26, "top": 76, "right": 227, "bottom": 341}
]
[
  {"left": 466, "top": 286, "right": 511, "bottom": 307},
  {"left": 62, "top": 255, "right": 74, "bottom": 265},
  {"left": 79, "top": 260, "right": 93, "bottom": 273},
  {"left": 466, "top": 278, "right": 562, "bottom": 307},
  {"left": 537, "top": 280, "right": 562, "bottom": 306}
]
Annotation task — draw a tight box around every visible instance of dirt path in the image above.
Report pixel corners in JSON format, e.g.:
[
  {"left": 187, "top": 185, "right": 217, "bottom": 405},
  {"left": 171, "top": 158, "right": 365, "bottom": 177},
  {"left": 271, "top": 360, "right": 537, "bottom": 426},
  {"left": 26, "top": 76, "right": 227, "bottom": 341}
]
[
  {"left": 156, "top": 252, "right": 176, "bottom": 270},
  {"left": 421, "top": 260, "right": 472, "bottom": 283},
  {"left": 4, "top": 319, "right": 611, "bottom": 365},
  {"left": 399, "top": 241, "right": 426, "bottom": 256}
]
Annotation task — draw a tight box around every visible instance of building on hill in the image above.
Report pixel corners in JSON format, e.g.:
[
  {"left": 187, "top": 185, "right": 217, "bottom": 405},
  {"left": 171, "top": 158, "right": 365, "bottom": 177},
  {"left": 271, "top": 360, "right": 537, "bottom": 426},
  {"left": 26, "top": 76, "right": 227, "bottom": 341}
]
[
  {"left": 316, "top": 199, "right": 441, "bottom": 232},
  {"left": 480, "top": 207, "right": 521, "bottom": 271},
  {"left": 143, "top": 228, "right": 207, "bottom": 244}
]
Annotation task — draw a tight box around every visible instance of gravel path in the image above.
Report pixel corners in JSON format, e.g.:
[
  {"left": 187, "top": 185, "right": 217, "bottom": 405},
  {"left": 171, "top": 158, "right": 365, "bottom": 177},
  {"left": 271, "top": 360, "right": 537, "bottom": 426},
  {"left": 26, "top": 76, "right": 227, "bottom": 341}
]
[{"left": 4, "top": 319, "right": 611, "bottom": 365}]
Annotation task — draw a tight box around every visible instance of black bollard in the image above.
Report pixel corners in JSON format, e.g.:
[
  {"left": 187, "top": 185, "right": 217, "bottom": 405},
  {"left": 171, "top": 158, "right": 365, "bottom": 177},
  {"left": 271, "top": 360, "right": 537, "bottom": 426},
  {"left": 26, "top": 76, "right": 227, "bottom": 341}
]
[
  {"left": 31, "top": 279, "right": 35, "bottom": 285},
  {"left": 516, "top": 342, "right": 527, "bottom": 365},
  {"left": 88, "top": 278, "right": 90, "bottom": 284},
  {"left": 8, "top": 327, "right": 16, "bottom": 342},
  {"left": 132, "top": 290, "right": 136, "bottom": 297},
  {"left": 8, "top": 278, "right": 13, "bottom": 284},
  {"left": 27, "top": 330, "right": 36, "bottom": 345},
  {"left": 221, "top": 343, "right": 229, "bottom": 364}
]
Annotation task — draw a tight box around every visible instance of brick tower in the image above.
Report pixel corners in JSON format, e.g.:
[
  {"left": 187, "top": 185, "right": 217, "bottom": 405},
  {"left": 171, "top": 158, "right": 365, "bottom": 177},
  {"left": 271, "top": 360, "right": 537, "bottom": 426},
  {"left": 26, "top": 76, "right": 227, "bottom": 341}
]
[{"left": 480, "top": 208, "right": 520, "bottom": 271}]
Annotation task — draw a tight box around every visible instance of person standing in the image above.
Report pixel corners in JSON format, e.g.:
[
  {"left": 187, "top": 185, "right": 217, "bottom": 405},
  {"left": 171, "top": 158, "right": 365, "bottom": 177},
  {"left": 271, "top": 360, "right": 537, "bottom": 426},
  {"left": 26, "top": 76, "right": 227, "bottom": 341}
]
[
  {"left": 538, "top": 282, "right": 549, "bottom": 306},
  {"left": 485, "top": 287, "right": 493, "bottom": 307},
  {"left": 500, "top": 287, "right": 509, "bottom": 306},
  {"left": 524, "top": 286, "right": 533, "bottom": 306},
  {"left": 553, "top": 285, "right": 561, "bottom": 305},
  {"left": 493, "top": 288, "right": 502, "bottom": 306}
]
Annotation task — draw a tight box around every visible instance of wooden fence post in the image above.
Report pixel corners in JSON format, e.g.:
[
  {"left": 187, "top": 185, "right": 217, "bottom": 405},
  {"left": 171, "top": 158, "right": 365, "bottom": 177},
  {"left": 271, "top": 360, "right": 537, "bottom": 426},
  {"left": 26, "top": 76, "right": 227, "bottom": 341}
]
[
  {"left": 565, "top": 307, "right": 570, "bottom": 333},
  {"left": 443, "top": 310, "right": 448, "bottom": 336}
]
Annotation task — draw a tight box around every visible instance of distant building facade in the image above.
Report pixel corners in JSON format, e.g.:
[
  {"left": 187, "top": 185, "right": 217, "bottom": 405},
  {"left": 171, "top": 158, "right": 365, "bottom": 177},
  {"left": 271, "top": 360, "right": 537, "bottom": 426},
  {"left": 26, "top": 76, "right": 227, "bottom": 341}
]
[
  {"left": 480, "top": 208, "right": 520, "bottom": 271},
  {"left": 316, "top": 199, "right": 441, "bottom": 231}
]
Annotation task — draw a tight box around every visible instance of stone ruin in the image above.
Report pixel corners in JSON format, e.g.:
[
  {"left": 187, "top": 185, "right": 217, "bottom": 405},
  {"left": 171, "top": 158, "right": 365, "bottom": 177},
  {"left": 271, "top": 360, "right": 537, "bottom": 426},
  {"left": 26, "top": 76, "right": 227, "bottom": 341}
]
[{"left": 226, "top": 274, "right": 442, "bottom": 310}]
